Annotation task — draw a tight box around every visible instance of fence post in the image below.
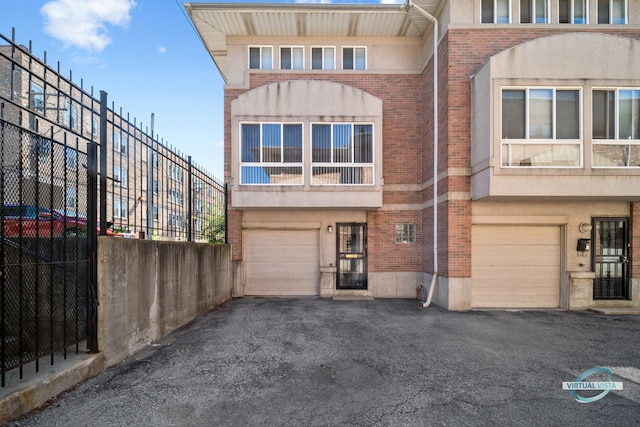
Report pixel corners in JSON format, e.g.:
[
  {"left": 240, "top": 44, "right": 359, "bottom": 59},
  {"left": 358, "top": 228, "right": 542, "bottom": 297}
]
[
  {"left": 99, "top": 91, "right": 108, "bottom": 235},
  {"left": 187, "top": 156, "right": 193, "bottom": 242},
  {"left": 87, "top": 114, "right": 99, "bottom": 354},
  {"left": 224, "top": 183, "right": 228, "bottom": 244}
]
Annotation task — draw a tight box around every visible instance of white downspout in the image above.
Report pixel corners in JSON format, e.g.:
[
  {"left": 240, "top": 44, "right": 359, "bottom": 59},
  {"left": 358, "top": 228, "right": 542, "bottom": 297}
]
[{"left": 408, "top": 1, "right": 438, "bottom": 307}]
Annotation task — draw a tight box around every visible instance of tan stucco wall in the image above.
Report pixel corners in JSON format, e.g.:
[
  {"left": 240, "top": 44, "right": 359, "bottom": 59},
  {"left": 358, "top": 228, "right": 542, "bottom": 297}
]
[
  {"left": 97, "top": 238, "right": 231, "bottom": 367},
  {"left": 225, "top": 36, "right": 424, "bottom": 88}
]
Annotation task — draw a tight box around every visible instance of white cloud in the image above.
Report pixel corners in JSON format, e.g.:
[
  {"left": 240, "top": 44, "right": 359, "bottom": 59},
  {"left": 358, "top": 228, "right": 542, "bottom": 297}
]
[
  {"left": 157, "top": 46, "right": 167, "bottom": 54},
  {"left": 41, "top": 0, "right": 136, "bottom": 52}
]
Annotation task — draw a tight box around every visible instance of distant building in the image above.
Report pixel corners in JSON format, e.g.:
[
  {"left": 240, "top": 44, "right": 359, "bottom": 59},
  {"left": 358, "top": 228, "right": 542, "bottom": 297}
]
[{"left": 187, "top": 0, "right": 640, "bottom": 310}]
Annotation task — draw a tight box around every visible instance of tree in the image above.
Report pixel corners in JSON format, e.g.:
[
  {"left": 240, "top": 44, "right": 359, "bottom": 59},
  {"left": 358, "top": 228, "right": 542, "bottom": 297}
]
[{"left": 202, "top": 209, "right": 225, "bottom": 244}]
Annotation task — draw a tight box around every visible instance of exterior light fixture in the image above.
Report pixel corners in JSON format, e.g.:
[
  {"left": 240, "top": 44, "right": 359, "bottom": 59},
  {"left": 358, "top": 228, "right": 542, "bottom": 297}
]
[
  {"left": 327, "top": 225, "right": 333, "bottom": 233},
  {"left": 579, "top": 222, "right": 592, "bottom": 234}
]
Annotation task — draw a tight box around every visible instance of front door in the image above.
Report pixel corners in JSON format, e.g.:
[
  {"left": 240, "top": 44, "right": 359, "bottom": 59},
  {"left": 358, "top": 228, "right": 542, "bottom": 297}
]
[
  {"left": 593, "top": 218, "right": 630, "bottom": 299},
  {"left": 336, "top": 223, "right": 367, "bottom": 290}
]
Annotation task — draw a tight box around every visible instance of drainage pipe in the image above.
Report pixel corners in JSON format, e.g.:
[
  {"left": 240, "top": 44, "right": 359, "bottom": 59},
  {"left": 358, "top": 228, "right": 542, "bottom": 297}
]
[{"left": 408, "top": 1, "right": 439, "bottom": 307}]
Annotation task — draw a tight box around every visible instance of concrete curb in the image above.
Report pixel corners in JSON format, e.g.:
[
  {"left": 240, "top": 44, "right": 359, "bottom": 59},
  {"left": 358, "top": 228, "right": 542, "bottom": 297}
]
[{"left": 0, "top": 353, "right": 104, "bottom": 424}]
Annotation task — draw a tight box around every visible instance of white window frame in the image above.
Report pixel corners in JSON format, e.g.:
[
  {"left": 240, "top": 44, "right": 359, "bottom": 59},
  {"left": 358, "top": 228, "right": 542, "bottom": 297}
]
[
  {"left": 280, "top": 46, "right": 304, "bottom": 70},
  {"left": 481, "top": 0, "right": 511, "bottom": 23},
  {"left": 310, "top": 122, "right": 375, "bottom": 185},
  {"left": 558, "top": 0, "right": 589, "bottom": 24},
  {"left": 311, "top": 46, "right": 336, "bottom": 70},
  {"left": 395, "top": 224, "right": 416, "bottom": 244},
  {"left": 248, "top": 45, "right": 273, "bottom": 70},
  {"left": 342, "top": 46, "right": 367, "bottom": 70},
  {"left": 501, "top": 87, "right": 583, "bottom": 168},
  {"left": 169, "top": 188, "right": 184, "bottom": 206},
  {"left": 597, "top": 0, "right": 627, "bottom": 24},
  {"left": 169, "top": 164, "right": 184, "bottom": 183},
  {"left": 153, "top": 205, "right": 160, "bottom": 222},
  {"left": 592, "top": 87, "right": 640, "bottom": 168},
  {"left": 240, "top": 122, "right": 304, "bottom": 186}
]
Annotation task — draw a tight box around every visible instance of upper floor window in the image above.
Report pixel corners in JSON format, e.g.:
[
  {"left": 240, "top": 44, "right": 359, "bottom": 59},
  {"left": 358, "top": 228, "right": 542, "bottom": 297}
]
[
  {"left": 113, "top": 198, "right": 127, "bottom": 219},
  {"left": 113, "top": 165, "right": 128, "bottom": 187},
  {"left": 249, "top": 46, "right": 272, "bottom": 69},
  {"left": 29, "top": 82, "right": 44, "bottom": 112},
  {"left": 114, "top": 131, "right": 128, "bottom": 155},
  {"left": 280, "top": 46, "right": 304, "bottom": 70},
  {"left": 65, "top": 147, "right": 78, "bottom": 169},
  {"left": 92, "top": 117, "right": 99, "bottom": 137},
  {"left": 169, "top": 189, "right": 184, "bottom": 205},
  {"left": 501, "top": 88, "right": 581, "bottom": 167},
  {"left": 311, "top": 123, "right": 374, "bottom": 184},
  {"left": 241, "top": 123, "right": 303, "bottom": 185},
  {"left": 169, "top": 163, "right": 184, "bottom": 183},
  {"left": 520, "top": 0, "right": 549, "bottom": 23},
  {"left": 597, "top": 0, "right": 626, "bottom": 24},
  {"left": 342, "top": 47, "right": 366, "bottom": 70},
  {"left": 592, "top": 88, "right": 640, "bottom": 167},
  {"left": 396, "top": 224, "right": 416, "bottom": 244},
  {"left": 311, "top": 47, "right": 335, "bottom": 70},
  {"left": 64, "top": 100, "right": 78, "bottom": 130},
  {"left": 482, "top": 0, "right": 510, "bottom": 23},
  {"left": 559, "top": 0, "right": 588, "bottom": 24}
]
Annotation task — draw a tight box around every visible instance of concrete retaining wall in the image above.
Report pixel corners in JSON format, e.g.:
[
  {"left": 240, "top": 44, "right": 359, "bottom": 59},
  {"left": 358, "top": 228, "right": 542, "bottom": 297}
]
[{"left": 98, "top": 238, "right": 231, "bottom": 367}]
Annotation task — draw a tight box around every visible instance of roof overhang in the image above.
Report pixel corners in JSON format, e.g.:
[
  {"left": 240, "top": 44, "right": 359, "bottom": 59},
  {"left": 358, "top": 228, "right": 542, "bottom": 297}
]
[{"left": 184, "top": 1, "right": 440, "bottom": 82}]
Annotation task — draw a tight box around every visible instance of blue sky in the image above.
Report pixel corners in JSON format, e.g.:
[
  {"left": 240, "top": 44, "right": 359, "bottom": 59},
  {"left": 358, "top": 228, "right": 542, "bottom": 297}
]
[{"left": 1, "top": 0, "right": 402, "bottom": 180}]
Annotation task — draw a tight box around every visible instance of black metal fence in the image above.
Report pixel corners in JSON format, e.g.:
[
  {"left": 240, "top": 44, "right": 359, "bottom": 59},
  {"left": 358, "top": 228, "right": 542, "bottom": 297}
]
[{"left": 0, "top": 29, "right": 226, "bottom": 386}]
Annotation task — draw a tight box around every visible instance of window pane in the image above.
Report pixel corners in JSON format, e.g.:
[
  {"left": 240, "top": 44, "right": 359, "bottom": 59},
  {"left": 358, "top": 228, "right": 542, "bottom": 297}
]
[
  {"left": 312, "top": 48, "right": 322, "bottom": 69},
  {"left": 558, "top": 0, "right": 569, "bottom": 23},
  {"left": 593, "top": 144, "right": 640, "bottom": 167},
  {"left": 529, "top": 89, "right": 553, "bottom": 138},
  {"left": 281, "top": 48, "right": 291, "bottom": 69},
  {"left": 242, "top": 124, "right": 260, "bottom": 162},
  {"left": 535, "top": 0, "right": 548, "bottom": 23},
  {"left": 324, "top": 47, "right": 335, "bottom": 69},
  {"left": 592, "top": 90, "right": 616, "bottom": 139},
  {"left": 283, "top": 124, "right": 302, "bottom": 162},
  {"left": 312, "top": 124, "right": 331, "bottom": 162},
  {"left": 619, "top": 90, "right": 640, "bottom": 140},
  {"left": 261, "top": 47, "right": 272, "bottom": 69},
  {"left": 343, "top": 48, "right": 354, "bottom": 70},
  {"left": 482, "top": 0, "right": 494, "bottom": 23},
  {"left": 574, "top": 0, "right": 587, "bottom": 23},
  {"left": 521, "top": 0, "right": 532, "bottom": 23},
  {"left": 354, "top": 125, "right": 373, "bottom": 163},
  {"left": 249, "top": 47, "right": 260, "bottom": 69},
  {"left": 262, "top": 123, "right": 281, "bottom": 162},
  {"left": 292, "top": 47, "right": 304, "bottom": 69},
  {"left": 556, "top": 90, "right": 580, "bottom": 139},
  {"left": 355, "top": 48, "right": 366, "bottom": 70},
  {"left": 497, "top": 0, "right": 510, "bottom": 23},
  {"left": 502, "top": 143, "right": 580, "bottom": 166},
  {"left": 333, "top": 124, "right": 352, "bottom": 163},
  {"left": 612, "top": 0, "right": 625, "bottom": 23},
  {"left": 598, "top": 0, "right": 609, "bottom": 23},
  {"left": 502, "top": 90, "right": 525, "bottom": 139}
]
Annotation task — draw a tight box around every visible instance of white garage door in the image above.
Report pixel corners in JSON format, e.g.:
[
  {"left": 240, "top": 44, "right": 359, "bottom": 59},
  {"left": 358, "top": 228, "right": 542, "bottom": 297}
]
[
  {"left": 472, "top": 225, "right": 560, "bottom": 308},
  {"left": 244, "top": 229, "right": 319, "bottom": 296}
]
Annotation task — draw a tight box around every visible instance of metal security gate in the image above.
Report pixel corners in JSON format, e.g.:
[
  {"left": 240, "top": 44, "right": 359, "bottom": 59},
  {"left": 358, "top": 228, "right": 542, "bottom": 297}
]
[
  {"left": 1, "top": 117, "right": 95, "bottom": 387},
  {"left": 336, "top": 223, "right": 367, "bottom": 290},
  {"left": 593, "top": 218, "right": 630, "bottom": 299}
]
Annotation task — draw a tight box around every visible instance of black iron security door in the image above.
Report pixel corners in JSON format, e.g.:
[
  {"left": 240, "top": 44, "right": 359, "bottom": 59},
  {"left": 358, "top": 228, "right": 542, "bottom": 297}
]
[
  {"left": 593, "top": 218, "right": 630, "bottom": 299},
  {"left": 337, "top": 224, "right": 367, "bottom": 290}
]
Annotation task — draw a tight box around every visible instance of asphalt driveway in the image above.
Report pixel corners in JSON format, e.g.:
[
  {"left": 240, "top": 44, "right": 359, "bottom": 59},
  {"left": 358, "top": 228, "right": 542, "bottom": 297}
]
[{"left": 8, "top": 298, "right": 640, "bottom": 426}]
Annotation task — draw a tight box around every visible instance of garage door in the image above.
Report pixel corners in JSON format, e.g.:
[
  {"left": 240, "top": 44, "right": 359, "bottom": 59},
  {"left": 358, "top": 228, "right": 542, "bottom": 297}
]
[
  {"left": 244, "top": 229, "right": 319, "bottom": 296},
  {"left": 472, "top": 225, "right": 560, "bottom": 308}
]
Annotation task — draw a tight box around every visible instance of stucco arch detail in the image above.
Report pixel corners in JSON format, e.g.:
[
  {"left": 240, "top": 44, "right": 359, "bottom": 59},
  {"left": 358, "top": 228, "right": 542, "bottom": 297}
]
[
  {"left": 231, "top": 80, "right": 382, "bottom": 118},
  {"left": 485, "top": 33, "right": 640, "bottom": 80}
]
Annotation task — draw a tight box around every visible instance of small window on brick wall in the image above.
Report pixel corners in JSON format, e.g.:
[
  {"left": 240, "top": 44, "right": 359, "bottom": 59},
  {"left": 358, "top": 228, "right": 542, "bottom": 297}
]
[{"left": 395, "top": 224, "right": 416, "bottom": 244}]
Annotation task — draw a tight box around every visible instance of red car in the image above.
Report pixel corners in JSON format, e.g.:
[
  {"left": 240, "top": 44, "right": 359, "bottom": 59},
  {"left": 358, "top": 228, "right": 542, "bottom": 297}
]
[{"left": 1, "top": 205, "right": 88, "bottom": 237}]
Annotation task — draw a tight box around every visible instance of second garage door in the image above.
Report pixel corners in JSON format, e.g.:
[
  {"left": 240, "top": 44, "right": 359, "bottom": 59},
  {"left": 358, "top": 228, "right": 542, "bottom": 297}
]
[
  {"left": 471, "top": 225, "right": 560, "bottom": 308},
  {"left": 244, "top": 229, "right": 319, "bottom": 296}
]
